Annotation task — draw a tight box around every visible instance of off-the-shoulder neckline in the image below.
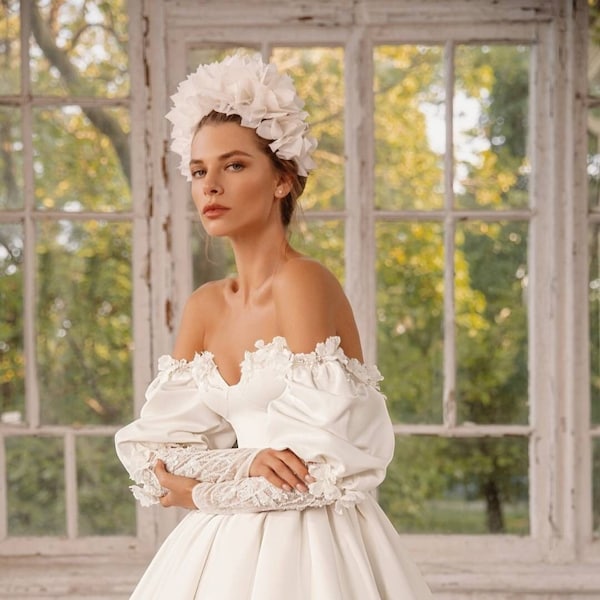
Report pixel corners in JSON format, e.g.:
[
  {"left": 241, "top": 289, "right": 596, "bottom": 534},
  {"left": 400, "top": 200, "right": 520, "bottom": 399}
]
[
  {"left": 205, "top": 336, "right": 345, "bottom": 388},
  {"left": 160, "top": 336, "right": 380, "bottom": 389}
]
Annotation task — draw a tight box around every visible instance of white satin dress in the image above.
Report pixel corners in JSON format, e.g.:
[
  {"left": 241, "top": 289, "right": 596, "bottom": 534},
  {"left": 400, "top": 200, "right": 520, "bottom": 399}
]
[{"left": 115, "top": 337, "right": 433, "bottom": 600}]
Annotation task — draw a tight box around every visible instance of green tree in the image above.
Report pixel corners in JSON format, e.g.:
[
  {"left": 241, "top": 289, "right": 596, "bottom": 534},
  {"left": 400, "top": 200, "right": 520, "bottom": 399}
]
[{"left": 0, "top": 0, "right": 134, "bottom": 535}]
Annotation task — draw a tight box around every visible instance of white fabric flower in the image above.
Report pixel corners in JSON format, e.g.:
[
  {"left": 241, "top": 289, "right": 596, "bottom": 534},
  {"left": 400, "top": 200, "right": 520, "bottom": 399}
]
[{"left": 166, "top": 53, "right": 317, "bottom": 181}]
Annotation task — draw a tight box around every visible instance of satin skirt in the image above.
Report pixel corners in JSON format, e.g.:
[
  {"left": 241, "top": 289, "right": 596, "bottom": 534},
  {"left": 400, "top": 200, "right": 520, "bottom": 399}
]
[{"left": 129, "top": 498, "right": 432, "bottom": 600}]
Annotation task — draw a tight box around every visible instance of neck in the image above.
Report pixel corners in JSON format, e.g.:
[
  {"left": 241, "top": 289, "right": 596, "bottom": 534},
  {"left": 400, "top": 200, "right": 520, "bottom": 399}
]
[{"left": 228, "top": 226, "right": 292, "bottom": 303}]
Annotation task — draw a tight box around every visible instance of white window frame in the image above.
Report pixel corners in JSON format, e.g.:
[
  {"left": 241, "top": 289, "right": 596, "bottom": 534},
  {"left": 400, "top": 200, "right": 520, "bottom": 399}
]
[{"left": 0, "top": 0, "right": 153, "bottom": 557}]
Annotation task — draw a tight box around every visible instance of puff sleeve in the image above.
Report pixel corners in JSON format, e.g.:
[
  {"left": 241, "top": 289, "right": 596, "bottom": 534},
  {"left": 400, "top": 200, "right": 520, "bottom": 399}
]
[{"left": 115, "top": 355, "right": 257, "bottom": 507}]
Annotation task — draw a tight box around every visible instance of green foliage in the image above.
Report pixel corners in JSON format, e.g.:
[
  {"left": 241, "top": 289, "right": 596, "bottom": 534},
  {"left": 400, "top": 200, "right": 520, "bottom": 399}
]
[
  {"left": 0, "top": 0, "right": 134, "bottom": 536},
  {"left": 6, "top": 437, "right": 65, "bottom": 536},
  {"left": 379, "top": 436, "right": 529, "bottom": 534},
  {"left": 36, "top": 219, "right": 133, "bottom": 426},
  {"left": 1, "top": 6, "right": 538, "bottom": 537},
  {"left": 77, "top": 436, "right": 135, "bottom": 535}
]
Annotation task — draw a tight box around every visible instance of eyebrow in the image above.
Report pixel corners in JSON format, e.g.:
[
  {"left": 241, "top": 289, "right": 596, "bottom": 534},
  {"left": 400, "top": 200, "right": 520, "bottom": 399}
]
[{"left": 189, "top": 150, "right": 254, "bottom": 167}]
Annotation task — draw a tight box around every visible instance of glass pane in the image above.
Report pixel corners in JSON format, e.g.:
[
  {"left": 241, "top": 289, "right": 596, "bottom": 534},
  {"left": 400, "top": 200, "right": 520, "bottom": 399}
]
[
  {"left": 374, "top": 46, "right": 445, "bottom": 211},
  {"left": 594, "top": 437, "right": 600, "bottom": 536},
  {"left": 77, "top": 436, "right": 135, "bottom": 535},
  {"left": 191, "top": 221, "right": 235, "bottom": 289},
  {"left": 291, "top": 218, "right": 345, "bottom": 284},
  {"left": 30, "top": 0, "right": 129, "bottom": 97},
  {"left": 271, "top": 47, "right": 345, "bottom": 211},
  {"left": 0, "top": 107, "right": 23, "bottom": 210},
  {"left": 379, "top": 435, "right": 529, "bottom": 534},
  {"left": 591, "top": 225, "right": 600, "bottom": 424},
  {"left": 0, "top": 0, "right": 20, "bottom": 94},
  {"left": 0, "top": 223, "right": 24, "bottom": 424},
  {"left": 376, "top": 222, "right": 444, "bottom": 423},
  {"left": 36, "top": 220, "right": 133, "bottom": 425},
  {"left": 6, "top": 436, "right": 65, "bottom": 535},
  {"left": 456, "top": 221, "right": 529, "bottom": 425},
  {"left": 454, "top": 45, "right": 530, "bottom": 210},
  {"left": 33, "top": 106, "right": 131, "bottom": 212}
]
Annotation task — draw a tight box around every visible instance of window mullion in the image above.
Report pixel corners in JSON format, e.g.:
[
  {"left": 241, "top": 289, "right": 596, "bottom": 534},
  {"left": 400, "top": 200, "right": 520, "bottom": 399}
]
[
  {"left": 443, "top": 40, "right": 456, "bottom": 428},
  {"left": 344, "top": 29, "right": 376, "bottom": 364},
  {"left": 64, "top": 432, "right": 78, "bottom": 539},
  {"left": 20, "top": 0, "right": 40, "bottom": 431}
]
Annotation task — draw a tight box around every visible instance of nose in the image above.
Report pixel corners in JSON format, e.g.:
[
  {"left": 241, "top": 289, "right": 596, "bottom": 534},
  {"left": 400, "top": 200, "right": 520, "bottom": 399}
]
[{"left": 203, "top": 176, "right": 223, "bottom": 197}]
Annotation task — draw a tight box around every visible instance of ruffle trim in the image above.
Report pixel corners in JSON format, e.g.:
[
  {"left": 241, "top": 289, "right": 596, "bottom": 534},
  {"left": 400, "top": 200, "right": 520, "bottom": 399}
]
[
  {"left": 155, "top": 336, "right": 382, "bottom": 390},
  {"left": 243, "top": 336, "right": 383, "bottom": 388},
  {"left": 307, "top": 462, "right": 366, "bottom": 514}
]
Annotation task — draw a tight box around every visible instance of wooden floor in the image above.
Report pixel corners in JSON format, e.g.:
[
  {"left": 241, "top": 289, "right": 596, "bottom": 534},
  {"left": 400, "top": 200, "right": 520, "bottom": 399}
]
[
  {"left": 2, "top": 555, "right": 600, "bottom": 599},
  {"left": 0, "top": 554, "right": 149, "bottom": 599}
]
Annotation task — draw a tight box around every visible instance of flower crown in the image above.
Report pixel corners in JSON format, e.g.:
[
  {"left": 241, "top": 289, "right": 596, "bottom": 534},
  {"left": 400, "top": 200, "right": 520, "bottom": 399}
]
[{"left": 166, "top": 53, "right": 317, "bottom": 181}]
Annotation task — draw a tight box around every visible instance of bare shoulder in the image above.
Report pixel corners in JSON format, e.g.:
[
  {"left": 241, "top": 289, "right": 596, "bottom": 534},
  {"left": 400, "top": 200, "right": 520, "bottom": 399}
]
[
  {"left": 274, "top": 256, "right": 343, "bottom": 297},
  {"left": 273, "top": 257, "right": 357, "bottom": 355},
  {"left": 171, "top": 279, "right": 228, "bottom": 360}
]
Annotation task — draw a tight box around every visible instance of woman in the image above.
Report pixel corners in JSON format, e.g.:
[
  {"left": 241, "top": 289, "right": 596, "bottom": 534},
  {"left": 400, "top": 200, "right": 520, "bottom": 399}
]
[{"left": 115, "top": 53, "right": 433, "bottom": 599}]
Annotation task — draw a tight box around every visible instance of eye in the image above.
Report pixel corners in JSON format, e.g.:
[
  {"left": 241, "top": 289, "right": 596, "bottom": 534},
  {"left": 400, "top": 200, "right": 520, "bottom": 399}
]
[
  {"left": 226, "top": 162, "right": 244, "bottom": 172},
  {"left": 191, "top": 168, "right": 206, "bottom": 178}
]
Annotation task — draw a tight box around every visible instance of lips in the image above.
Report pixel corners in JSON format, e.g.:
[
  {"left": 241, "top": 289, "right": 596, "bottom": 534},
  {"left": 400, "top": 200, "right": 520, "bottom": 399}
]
[{"left": 202, "top": 203, "right": 230, "bottom": 217}]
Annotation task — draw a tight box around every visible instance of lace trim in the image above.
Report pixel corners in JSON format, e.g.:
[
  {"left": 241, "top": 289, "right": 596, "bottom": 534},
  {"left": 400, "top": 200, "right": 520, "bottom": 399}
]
[
  {"left": 127, "top": 443, "right": 258, "bottom": 507},
  {"left": 127, "top": 443, "right": 366, "bottom": 514},
  {"left": 192, "top": 462, "right": 365, "bottom": 515}
]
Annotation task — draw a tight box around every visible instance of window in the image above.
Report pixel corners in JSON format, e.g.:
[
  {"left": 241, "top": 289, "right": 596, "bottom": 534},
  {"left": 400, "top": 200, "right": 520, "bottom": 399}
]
[
  {"left": 0, "top": 1, "right": 595, "bottom": 597},
  {"left": 0, "top": 0, "right": 146, "bottom": 553}
]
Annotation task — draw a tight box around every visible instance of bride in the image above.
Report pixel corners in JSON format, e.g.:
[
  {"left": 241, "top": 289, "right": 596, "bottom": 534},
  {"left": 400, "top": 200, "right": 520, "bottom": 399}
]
[{"left": 115, "top": 53, "right": 433, "bottom": 600}]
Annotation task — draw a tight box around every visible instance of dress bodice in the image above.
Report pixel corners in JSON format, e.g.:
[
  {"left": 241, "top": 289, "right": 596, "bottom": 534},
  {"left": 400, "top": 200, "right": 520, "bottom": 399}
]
[{"left": 157, "top": 336, "right": 384, "bottom": 449}]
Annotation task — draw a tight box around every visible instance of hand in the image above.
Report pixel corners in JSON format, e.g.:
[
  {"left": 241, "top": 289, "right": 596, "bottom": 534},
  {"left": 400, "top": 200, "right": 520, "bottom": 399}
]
[
  {"left": 249, "top": 448, "right": 315, "bottom": 493},
  {"left": 154, "top": 460, "right": 197, "bottom": 509}
]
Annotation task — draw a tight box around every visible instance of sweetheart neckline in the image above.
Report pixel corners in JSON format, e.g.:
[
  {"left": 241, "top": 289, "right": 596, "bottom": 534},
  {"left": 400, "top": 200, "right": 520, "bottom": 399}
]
[
  {"left": 199, "top": 336, "right": 313, "bottom": 388},
  {"left": 157, "top": 335, "right": 382, "bottom": 390}
]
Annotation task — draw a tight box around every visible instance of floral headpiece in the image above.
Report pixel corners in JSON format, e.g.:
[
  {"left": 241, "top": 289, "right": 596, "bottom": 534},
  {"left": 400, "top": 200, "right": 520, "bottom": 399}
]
[{"left": 166, "top": 53, "right": 317, "bottom": 181}]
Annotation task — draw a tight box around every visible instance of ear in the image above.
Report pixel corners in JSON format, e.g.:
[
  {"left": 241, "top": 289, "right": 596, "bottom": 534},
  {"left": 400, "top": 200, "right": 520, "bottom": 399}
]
[{"left": 274, "top": 175, "right": 292, "bottom": 199}]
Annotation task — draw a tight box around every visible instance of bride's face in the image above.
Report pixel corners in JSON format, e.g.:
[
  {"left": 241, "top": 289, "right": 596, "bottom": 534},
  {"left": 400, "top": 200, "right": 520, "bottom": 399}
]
[{"left": 189, "top": 122, "right": 289, "bottom": 238}]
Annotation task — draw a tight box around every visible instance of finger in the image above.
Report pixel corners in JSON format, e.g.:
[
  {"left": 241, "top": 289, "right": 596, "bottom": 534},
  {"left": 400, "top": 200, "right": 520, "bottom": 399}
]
[
  {"left": 251, "top": 455, "right": 298, "bottom": 491},
  {"left": 159, "top": 491, "right": 175, "bottom": 508},
  {"left": 154, "top": 460, "right": 167, "bottom": 481},
  {"left": 154, "top": 460, "right": 177, "bottom": 489},
  {"left": 277, "top": 449, "right": 312, "bottom": 482},
  {"left": 269, "top": 457, "right": 309, "bottom": 493}
]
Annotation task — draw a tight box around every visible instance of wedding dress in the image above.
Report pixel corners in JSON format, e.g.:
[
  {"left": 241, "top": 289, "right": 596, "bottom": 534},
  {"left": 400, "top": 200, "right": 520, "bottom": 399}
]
[{"left": 115, "top": 336, "right": 433, "bottom": 599}]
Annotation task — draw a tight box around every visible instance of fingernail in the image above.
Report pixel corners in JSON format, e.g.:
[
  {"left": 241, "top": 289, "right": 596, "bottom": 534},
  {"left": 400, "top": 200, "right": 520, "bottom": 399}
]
[
  {"left": 296, "top": 483, "right": 308, "bottom": 493},
  {"left": 304, "top": 475, "right": 316, "bottom": 483},
  {"left": 282, "top": 484, "right": 292, "bottom": 492}
]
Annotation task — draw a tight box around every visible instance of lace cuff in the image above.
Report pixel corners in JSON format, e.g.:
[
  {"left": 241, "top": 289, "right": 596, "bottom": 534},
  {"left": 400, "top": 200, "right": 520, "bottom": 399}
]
[
  {"left": 191, "top": 462, "right": 366, "bottom": 515},
  {"left": 128, "top": 444, "right": 260, "bottom": 507}
]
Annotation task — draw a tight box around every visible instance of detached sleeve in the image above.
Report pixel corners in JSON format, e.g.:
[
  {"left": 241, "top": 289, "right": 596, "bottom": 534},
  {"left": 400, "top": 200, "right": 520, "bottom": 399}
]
[{"left": 114, "top": 355, "right": 257, "bottom": 507}]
